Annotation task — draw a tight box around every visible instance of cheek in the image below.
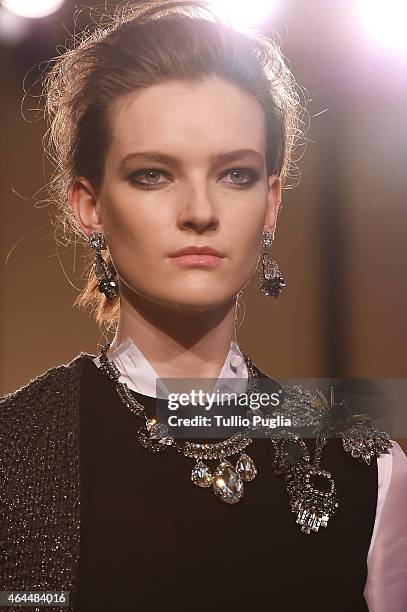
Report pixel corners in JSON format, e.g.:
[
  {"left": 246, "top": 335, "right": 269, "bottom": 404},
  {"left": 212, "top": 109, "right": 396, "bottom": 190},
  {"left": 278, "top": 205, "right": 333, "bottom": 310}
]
[
  {"left": 102, "top": 193, "right": 167, "bottom": 259},
  {"left": 235, "top": 234, "right": 262, "bottom": 283},
  {"left": 226, "top": 208, "right": 264, "bottom": 269}
]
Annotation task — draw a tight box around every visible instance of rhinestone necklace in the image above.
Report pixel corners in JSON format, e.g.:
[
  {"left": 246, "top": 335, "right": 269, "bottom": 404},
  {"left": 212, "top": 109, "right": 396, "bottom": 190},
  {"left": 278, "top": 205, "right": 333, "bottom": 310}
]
[
  {"left": 97, "top": 345, "right": 391, "bottom": 530},
  {"left": 98, "top": 343, "right": 261, "bottom": 505}
]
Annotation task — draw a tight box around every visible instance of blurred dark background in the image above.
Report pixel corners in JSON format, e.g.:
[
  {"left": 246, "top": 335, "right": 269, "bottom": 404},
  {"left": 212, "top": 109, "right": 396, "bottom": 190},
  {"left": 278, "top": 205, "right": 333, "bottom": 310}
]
[{"left": 1, "top": 0, "right": 406, "bottom": 396}]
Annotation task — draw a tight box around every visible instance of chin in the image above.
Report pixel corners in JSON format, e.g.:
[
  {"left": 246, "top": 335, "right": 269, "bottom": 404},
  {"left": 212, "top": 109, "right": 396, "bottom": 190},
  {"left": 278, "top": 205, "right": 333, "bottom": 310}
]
[
  {"left": 164, "top": 291, "right": 235, "bottom": 311},
  {"left": 144, "top": 286, "right": 235, "bottom": 311},
  {"left": 120, "top": 277, "right": 237, "bottom": 310}
]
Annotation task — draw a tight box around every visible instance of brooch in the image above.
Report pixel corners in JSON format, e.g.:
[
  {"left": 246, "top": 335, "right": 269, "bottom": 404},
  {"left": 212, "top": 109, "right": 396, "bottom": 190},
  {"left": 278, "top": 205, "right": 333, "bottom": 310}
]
[{"left": 267, "top": 385, "right": 392, "bottom": 534}]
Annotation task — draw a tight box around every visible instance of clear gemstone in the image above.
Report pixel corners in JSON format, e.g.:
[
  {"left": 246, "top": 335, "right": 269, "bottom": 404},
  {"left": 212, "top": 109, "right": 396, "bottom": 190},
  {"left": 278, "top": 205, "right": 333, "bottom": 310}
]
[
  {"left": 89, "top": 232, "right": 105, "bottom": 249},
  {"left": 212, "top": 461, "right": 244, "bottom": 504},
  {"left": 158, "top": 436, "right": 174, "bottom": 446},
  {"left": 235, "top": 453, "right": 257, "bottom": 481},
  {"left": 191, "top": 461, "right": 213, "bottom": 487},
  {"left": 149, "top": 423, "right": 168, "bottom": 439}
]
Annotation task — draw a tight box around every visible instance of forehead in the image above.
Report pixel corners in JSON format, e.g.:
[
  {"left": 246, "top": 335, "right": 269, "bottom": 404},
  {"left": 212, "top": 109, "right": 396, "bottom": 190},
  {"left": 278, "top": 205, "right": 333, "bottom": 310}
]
[{"left": 106, "top": 77, "right": 266, "bottom": 162}]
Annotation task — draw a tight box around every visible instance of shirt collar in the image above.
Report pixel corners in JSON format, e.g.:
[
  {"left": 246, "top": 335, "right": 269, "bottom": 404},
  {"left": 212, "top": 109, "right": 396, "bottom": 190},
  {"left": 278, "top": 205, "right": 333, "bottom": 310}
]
[{"left": 93, "top": 336, "right": 248, "bottom": 398}]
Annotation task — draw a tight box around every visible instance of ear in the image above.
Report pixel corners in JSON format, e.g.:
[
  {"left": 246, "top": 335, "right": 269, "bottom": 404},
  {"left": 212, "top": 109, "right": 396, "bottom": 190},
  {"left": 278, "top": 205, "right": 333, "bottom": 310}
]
[
  {"left": 70, "top": 177, "right": 103, "bottom": 238},
  {"left": 263, "top": 175, "right": 282, "bottom": 236}
]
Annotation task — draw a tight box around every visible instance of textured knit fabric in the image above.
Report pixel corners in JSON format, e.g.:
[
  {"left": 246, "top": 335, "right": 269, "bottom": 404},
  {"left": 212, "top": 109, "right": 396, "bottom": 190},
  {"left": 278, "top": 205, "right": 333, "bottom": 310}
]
[
  {"left": 0, "top": 355, "right": 84, "bottom": 611},
  {"left": 0, "top": 352, "right": 381, "bottom": 611}
]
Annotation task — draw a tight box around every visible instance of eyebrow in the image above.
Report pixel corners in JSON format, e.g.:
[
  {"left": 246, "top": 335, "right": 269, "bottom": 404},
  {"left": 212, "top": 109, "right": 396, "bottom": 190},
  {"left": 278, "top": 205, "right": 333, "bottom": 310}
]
[{"left": 119, "top": 148, "right": 264, "bottom": 171}]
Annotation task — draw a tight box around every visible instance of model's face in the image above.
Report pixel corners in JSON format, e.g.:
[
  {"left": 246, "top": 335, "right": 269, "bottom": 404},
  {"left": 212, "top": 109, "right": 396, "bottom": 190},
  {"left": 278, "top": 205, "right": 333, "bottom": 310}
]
[{"left": 76, "top": 76, "right": 280, "bottom": 311}]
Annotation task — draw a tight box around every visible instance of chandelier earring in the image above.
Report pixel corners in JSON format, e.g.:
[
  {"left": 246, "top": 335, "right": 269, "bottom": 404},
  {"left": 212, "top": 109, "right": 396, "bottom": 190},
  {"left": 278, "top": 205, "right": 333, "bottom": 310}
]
[
  {"left": 259, "top": 230, "right": 286, "bottom": 299},
  {"left": 88, "top": 232, "right": 119, "bottom": 300}
]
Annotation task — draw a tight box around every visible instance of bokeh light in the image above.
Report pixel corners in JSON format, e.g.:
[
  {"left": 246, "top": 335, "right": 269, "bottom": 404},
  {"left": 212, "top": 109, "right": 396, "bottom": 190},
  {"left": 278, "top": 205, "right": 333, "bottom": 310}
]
[
  {"left": 2, "top": 0, "right": 65, "bottom": 19},
  {"left": 0, "top": 6, "right": 29, "bottom": 43},
  {"left": 359, "top": 0, "right": 407, "bottom": 52},
  {"left": 211, "top": 0, "right": 276, "bottom": 31}
]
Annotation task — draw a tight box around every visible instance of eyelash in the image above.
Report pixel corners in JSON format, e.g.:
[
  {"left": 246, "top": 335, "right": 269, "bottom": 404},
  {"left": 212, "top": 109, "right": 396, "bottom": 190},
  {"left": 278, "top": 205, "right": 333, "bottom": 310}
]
[{"left": 127, "top": 167, "right": 260, "bottom": 189}]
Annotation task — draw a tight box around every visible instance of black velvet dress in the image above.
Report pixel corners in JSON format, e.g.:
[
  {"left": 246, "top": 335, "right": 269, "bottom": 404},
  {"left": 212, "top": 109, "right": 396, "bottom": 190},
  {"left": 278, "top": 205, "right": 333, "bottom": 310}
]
[{"left": 75, "top": 356, "right": 377, "bottom": 612}]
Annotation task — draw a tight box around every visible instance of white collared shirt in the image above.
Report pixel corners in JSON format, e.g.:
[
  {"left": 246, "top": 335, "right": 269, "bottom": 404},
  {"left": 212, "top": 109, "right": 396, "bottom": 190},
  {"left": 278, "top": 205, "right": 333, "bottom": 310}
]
[{"left": 93, "top": 336, "right": 249, "bottom": 398}]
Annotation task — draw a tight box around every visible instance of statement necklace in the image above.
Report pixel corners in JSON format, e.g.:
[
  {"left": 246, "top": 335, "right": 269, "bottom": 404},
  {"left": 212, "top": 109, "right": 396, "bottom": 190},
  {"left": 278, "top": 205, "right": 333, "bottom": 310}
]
[
  {"left": 97, "top": 344, "right": 393, "bottom": 530},
  {"left": 98, "top": 343, "right": 260, "bottom": 505}
]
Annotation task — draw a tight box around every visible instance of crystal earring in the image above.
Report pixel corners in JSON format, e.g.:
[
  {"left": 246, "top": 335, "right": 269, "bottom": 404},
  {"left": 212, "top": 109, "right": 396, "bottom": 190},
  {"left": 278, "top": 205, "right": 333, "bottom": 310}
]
[
  {"left": 88, "top": 232, "right": 119, "bottom": 300},
  {"left": 260, "top": 230, "right": 286, "bottom": 299}
]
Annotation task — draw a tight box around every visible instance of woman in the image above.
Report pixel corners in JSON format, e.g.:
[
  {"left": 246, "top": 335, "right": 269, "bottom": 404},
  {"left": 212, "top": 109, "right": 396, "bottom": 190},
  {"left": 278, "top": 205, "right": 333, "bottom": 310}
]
[{"left": 1, "top": 2, "right": 406, "bottom": 611}]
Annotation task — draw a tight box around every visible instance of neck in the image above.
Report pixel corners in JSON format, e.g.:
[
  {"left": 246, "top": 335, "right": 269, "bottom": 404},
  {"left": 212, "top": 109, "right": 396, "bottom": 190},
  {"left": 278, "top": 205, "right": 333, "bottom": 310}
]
[{"left": 108, "top": 289, "right": 238, "bottom": 380}]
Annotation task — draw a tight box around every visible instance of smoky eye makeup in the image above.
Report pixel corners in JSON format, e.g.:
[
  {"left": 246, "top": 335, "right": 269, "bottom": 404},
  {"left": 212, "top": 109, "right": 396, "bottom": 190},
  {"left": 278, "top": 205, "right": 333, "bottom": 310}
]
[
  {"left": 219, "top": 167, "right": 261, "bottom": 186},
  {"left": 127, "top": 166, "right": 261, "bottom": 188},
  {"left": 127, "top": 168, "right": 170, "bottom": 187}
]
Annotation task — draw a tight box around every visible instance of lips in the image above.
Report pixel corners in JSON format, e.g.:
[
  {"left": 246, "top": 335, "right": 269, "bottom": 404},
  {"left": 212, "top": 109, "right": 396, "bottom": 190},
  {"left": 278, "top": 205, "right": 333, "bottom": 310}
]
[
  {"left": 169, "top": 246, "right": 225, "bottom": 258},
  {"left": 168, "top": 245, "right": 225, "bottom": 269}
]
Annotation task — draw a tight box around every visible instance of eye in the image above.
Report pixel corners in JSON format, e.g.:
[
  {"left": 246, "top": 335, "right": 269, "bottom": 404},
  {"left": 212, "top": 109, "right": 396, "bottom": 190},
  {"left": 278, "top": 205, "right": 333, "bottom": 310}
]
[
  {"left": 128, "top": 169, "right": 170, "bottom": 186},
  {"left": 127, "top": 166, "right": 260, "bottom": 188},
  {"left": 219, "top": 168, "right": 260, "bottom": 186}
]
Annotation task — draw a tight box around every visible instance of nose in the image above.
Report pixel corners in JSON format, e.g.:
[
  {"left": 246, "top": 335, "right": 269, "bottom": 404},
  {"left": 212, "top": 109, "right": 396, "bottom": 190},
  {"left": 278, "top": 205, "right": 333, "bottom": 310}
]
[{"left": 176, "top": 181, "right": 219, "bottom": 234}]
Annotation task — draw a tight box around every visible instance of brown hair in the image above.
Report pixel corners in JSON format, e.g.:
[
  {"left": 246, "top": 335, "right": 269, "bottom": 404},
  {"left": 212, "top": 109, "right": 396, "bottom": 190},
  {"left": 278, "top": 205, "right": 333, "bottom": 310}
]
[{"left": 42, "top": 0, "right": 305, "bottom": 332}]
